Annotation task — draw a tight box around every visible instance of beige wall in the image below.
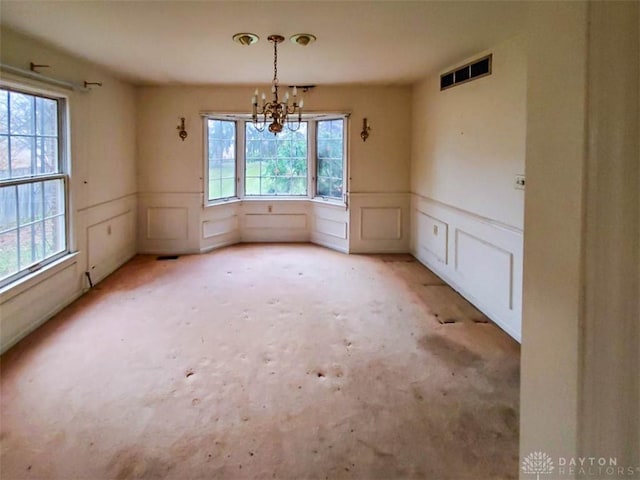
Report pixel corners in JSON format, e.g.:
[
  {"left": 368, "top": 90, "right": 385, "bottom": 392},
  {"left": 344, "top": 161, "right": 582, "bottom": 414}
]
[
  {"left": 0, "top": 28, "right": 137, "bottom": 352},
  {"left": 521, "top": 1, "right": 640, "bottom": 474},
  {"left": 411, "top": 35, "right": 526, "bottom": 229},
  {"left": 520, "top": 0, "right": 588, "bottom": 469},
  {"left": 581, "top": 0, "right": 639, "bottom": 466},
  {"left": 136, "top": 85, "right": 411, "bottom": 195}
]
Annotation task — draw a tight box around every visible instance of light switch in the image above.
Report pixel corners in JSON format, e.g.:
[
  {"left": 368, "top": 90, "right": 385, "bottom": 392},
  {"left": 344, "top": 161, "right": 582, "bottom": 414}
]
[{"left": 515, "top": 175, "right": 525, "bottom": 190}]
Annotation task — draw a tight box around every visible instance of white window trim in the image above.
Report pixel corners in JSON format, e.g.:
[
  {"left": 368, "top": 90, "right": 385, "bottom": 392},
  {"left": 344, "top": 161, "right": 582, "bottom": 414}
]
[
  {"left": 0, "top": 82, "right": 73, "bottom": 290},
  {"left": 202, "top": 112, "right": 349, "bottom": 207}
]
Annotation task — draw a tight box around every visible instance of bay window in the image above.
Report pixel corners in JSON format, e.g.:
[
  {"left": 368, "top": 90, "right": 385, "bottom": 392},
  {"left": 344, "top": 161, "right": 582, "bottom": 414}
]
[{"left": 204, "top": 114, "right": 347, "bottom": 204}]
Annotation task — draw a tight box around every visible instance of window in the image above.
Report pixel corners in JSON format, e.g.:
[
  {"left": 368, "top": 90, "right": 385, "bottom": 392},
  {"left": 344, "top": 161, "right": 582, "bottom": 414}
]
[
  {"left": 0, "top": 87, "right": 68, "bottom": 288},
  {"left": 245, "top": 122, "right": 308, "bottom": 196},
  {"left": 204, "top": 114, "right": 347, "bottom": 204},
  {"left": 206, "top": 119, "right": 236, "bottom": 201},
  {"left": 316, "top": 119, "right": 345, "bottom": 200}
]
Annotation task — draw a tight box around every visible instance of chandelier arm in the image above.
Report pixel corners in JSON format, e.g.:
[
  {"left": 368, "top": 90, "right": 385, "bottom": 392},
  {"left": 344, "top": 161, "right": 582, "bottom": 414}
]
[
  {"left": 254, "top": 113, "right": 267, "bottom": 132},
  {"left": 286, "top": 121, "right": 301, "bottom": 132}
]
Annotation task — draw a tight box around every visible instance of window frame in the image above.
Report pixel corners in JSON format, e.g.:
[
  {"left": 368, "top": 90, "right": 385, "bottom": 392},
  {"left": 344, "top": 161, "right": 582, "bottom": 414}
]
[
  {"left": 0, "top": 83, "right": 71, "bottom": 289},
  {"left": 204, "top": 117, "right": 239, "bottom": 203},
  {"left": 314, "top": 116, "right": 348, "bottom": 204},
  {"left": 203, "top": 113, "right": 348, "bottom": 206}
]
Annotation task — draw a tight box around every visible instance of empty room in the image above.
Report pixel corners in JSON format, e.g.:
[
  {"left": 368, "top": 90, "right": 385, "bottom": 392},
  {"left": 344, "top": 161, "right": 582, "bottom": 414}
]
[{"left": 0, "top": 1, "right": 638, "bottom": 479}]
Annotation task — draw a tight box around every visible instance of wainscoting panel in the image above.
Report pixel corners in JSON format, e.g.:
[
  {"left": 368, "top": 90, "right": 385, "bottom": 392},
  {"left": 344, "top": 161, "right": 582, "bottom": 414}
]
[
  {"left": 203, "top": 215, "right": 239, "bottom": 239},
  {"left": 411, "top": 194, "right": 523, "bottom": 341},
  {"left": 360, "top": 207, "right": 402, "bottom": 240},
  {"left": 87, "top": 208, "right": 136, "bottom": 284},
  {"left": 244, "top": 213, "right": 307, "bottom": 230},
  {"left": 315, "top": 217, "right": 347, "bottom": 239},
  {"left": 200, "top": 201, "right": 241, "bottom": 252},
  {"left": 0, "top": 260, "right": 79, "bottom": 354},
  {"left": 415, "top": 211, "right": 448, "bottom": 264},
  {"left": 349, "top": 193, "right": 410, "bottom": 253},
  {"left": 455, "top": 229, "right": 513, "bottom": 310},
  {"left": 138, "top": 193, "right": 203, "bottom": 254},
  {"left": 240, "top": 200, "right": 310, "bottom": 243},
  {"left": 310, "top": 202, "right": 349, "bottom": 253},
  {"left": 147, "top": 207, "right": 188, "bottom": 240}
]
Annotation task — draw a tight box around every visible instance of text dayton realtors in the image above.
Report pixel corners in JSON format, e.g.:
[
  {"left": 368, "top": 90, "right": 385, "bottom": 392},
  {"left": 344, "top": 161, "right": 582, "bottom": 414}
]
[{"left": 557, "top": 457, "right": 639, "bottom": 477}]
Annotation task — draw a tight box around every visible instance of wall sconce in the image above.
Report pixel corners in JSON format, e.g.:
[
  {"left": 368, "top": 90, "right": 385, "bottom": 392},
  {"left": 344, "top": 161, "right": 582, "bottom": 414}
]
[
  {"left": 177, "top": 117, "right": 188, "bottom": 141},
  {"left": 361, "top": 118, "right": 371, "bottom": 142}
]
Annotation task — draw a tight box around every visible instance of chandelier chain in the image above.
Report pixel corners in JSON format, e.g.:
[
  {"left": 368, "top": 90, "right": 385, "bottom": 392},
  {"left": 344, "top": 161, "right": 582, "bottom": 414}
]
[{"left": 273, "top": 39, "right": 278, "bottom": 86}]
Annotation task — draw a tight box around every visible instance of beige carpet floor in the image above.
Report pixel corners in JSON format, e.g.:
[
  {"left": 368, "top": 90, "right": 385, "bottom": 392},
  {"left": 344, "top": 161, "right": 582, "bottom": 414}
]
[{"left": 0, "top": 244, "right": 520, "bottom": 479}]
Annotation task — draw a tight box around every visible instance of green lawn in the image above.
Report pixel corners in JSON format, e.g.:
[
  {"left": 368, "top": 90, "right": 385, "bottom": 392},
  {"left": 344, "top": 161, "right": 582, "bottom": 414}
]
[{"left": 208, "top": 161, "right": 308, "bottom": 198}]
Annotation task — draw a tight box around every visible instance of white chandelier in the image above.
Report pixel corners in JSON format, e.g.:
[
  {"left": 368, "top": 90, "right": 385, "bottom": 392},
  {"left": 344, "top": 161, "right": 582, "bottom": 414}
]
[{"left": 251, "top": 35, "right": 303, "bottom": 135}]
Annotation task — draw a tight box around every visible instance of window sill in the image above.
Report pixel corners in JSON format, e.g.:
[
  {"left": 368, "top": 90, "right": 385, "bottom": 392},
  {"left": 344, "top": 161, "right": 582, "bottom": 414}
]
[
  {"left": 205, "top": 197, "right": 347, "bottom": 209},
  {"left": 310, "top": 197, "right": 347, "bottom": 208},
  {"left": 242, "top": 196, "right": 310, "bottom": 203},
  {"left": 0, "top": 251, "right": 80, "bottom": 304},
  {"left": 205, "top": 197, "right": 243, "bottom": 208}
]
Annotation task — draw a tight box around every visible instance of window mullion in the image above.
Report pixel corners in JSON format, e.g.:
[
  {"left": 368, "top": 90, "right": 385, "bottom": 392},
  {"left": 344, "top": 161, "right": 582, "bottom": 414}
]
[
  {"left": 57, "top": 98, "right": 64, "bottom": 174},
  {"left": 7, "top": 92, "right": 12, "bottom": 177},
  {"left": 309, "top": 119, "right": 316, "bottom": 198},
  {"left": 31, "top": 96, "right": 36, "bottom": 177},
  {"left": 14, "top": 185, "right": 21, "bottom": 270},
  {"left": 237, "top": 120, "right": 245, "bottom": 199},
  {"left": 203, "top": 118, "right": 209, "bottom": 203},
  {"left": 30, "top": 180, "right": 36, "bottom": 263},
  {"left": 343, "top": 116, "right": 349, "bottom": 200}
]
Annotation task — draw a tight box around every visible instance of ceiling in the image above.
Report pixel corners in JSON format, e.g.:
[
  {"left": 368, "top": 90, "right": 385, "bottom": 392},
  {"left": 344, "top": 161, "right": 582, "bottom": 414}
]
[{"left": 0, "top": 1, "right": 528, "bottom": 86}]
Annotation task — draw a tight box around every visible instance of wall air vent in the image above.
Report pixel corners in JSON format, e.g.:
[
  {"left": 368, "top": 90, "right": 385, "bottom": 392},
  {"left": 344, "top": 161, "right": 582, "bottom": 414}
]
[{"left": 440, "top": 54, "right": 492, "bottom": 91}]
